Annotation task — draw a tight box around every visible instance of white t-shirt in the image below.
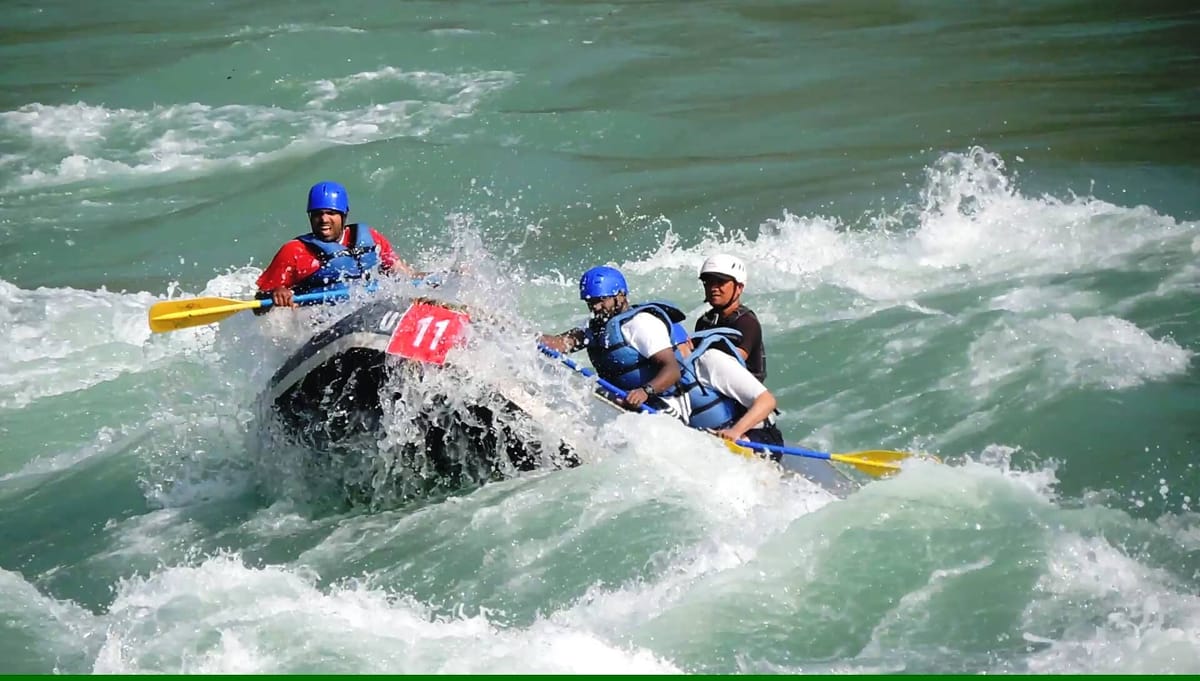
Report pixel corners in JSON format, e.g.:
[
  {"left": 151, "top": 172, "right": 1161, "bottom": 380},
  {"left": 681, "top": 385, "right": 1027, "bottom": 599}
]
[
  {"left": 580, "top": 309, "right": 674, "bottom": 357},
  {"left": 620, "top": 310, "right": 674, "bottom": 357},
  {"left": 658, "top": 348, "right": 770, "bottom": 430}
]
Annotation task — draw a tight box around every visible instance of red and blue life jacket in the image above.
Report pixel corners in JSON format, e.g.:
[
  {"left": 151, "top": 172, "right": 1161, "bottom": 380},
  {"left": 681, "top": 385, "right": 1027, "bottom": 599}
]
[{"left": 293, "top": 224, "right": 380, "bottom": 295}]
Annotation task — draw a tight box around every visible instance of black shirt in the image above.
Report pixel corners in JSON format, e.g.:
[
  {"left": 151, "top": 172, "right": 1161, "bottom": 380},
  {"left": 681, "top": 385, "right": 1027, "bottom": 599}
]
[{"left": 694, "top": 306, "right": 767, "bottom": 382}]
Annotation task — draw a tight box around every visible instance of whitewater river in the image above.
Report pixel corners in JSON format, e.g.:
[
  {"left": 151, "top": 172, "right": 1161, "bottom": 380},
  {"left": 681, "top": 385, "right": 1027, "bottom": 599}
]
[{"left": 1, "top": 1, "right": 1197, "bottom": 673}]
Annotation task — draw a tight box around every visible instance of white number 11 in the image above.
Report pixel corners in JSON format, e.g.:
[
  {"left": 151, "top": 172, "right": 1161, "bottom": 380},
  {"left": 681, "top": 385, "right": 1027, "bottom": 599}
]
[{"left": 411, "top": 315, "right": 450, "bottom": 349}]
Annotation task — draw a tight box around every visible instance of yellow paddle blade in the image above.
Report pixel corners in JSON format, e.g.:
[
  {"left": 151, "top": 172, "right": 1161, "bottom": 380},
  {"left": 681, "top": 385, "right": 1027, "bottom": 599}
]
[
  {"left": 147, "top": 296, "right": 263, "bottom": 333},
  {"left": 723, "top": 440, "right": 925, "bottom": 479},
  {"left": 829, "top": 450, "right": 906, "bottom": 477},
  {"left": 833, "top": 449, "right": 913, "bottom": 463},
  {"left": 722, "top": 439, "right": 757, "bottom": 459},
  {"left": 830, "top": 449, "right": 940, "bottom": 478}
]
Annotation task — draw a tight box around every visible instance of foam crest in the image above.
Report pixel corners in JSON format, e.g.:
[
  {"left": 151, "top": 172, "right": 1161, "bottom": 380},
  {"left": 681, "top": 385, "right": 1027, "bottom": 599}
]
[
  {"left": 0, "top": 279, "right": 162, "bottom": 409},
  {"left": 612, "top": 147, "right": 1195, "bottom": 316},
  {"left": 1020, "top": 534, "right": 1200, "bottom": 673},
  {"left": 527, "top": 417, "right": 839, "bottom": 631},
  {"left": 0, "top": 567, "right": 99, "bottom": 672},
  {"left": 305, "top": 66, "right": 515, "bottom": 108},
  {"left": 967, "top": 313, "right": 1192, "bottom": 393},
  {"left": 92, "top": 553, "right": 677, "bottom": 673},
  {"left": 1, "top": 424, "right": 129, "bottom": 482},
  {"left": 0, "top": 70, "right": 508, "bottom": 192},
  {"left": 287, "top": 406, "right": 840, "bottom": 639},
  {"left": 228, "top": 23, "right": 367, "bottom": 39},
  {"left": 987, "top": 285, "right": 1104, "bottom": 314},
  {"left": 88, "top": 508, "right": 204, "bottom": 571},
  {"left": 545, "top": 446, "right": 1065, "bottom": 672},
  {"left": 602, "top": 413, "right": 838, "bottom": 522},
  {"left": 21, "top": 267, "right": 283, "bottom": 385},
  {"left": 853, "top": 446, "right": 1062, "bottom": 512},
  {"left": 611, "top": 212, "right": 863, "bottom": 300}
]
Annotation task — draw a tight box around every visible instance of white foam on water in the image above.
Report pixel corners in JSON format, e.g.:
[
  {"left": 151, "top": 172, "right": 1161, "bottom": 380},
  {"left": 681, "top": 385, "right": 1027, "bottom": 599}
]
[
  {"left": 0, "top": 65, "right": 513, "bottom": 194},
  {"left": 605, "top": 412, "right": 839, "bottom": 522},
  {"left": 529, "top": 443, "right": 1068, "bottom": 674},
  {"left": 235, "top": 500, "right": 319, "bottom": 537},
  {"left": 428, "top": 27, "right": 490, "bottom": 37},
  {"left": 966, "top": 313, "right": 1192, "bottom": 394},
  {"left": 515, "top": 415, "right": 842, "bottom": 634},
  {"left": 1018, "top": 534, "right": 1200, "bottom": 673},
  {"left": 285, "top": 408, "right": 841, "bottom": 661},
  {"left": 1148, "top": 257, "right": 1200, "bottom": 302},
  {"left": 1, "top": 424, "right": 135, "bottom": 482},
  {"left": 16, "top": 266, "right": 316, "bottom": 507},
  {"left": 823, "top": 452, "right": 1200, "bottom": 674},
  {"left": 0, "top": 273, "right": 285, "bottom": 480},
  {"left": 1156, "top": 511, "right": 1200, "bottom": 550},
  {"left": 0, "top": 267, "right": 306, "bottom": 415},
  {"left": 304, "top": 66, "right": 515, "bottom": 108},
  {"left": 90, "top": 553, "right": 678, "bottom": 674},
  {"left": 227, "top": 23, "right": 368, "bottom": 38},
  {"left": 852, "top": 445, "right": 1062, "bottom": 512},
  {"left": 228, "top": 436, "right": 1195, "bottom": 675},
  {"left": 0, "top": 279, "right": 162, "bottom": 409},
  {"left": 904, "top": 149, "right": 1193, "bottom": 280},
  {"left": 602, "top": 147, "right": 1197, "bottom": 332},
  {"left": 0, "top": 567, "right": 101, "bottom": 670},
  {"left": 987, "top": 284, "right": 1106, "bottom": 315},
  {"left": 91, "top": 507, "right": 204, "bottom": 565}
]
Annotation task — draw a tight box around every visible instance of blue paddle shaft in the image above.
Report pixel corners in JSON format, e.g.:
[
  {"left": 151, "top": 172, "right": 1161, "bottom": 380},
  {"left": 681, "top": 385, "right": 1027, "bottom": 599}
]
[
  {"left": 535, "top": 344, "right": 832, "bottom": 462},
  {"left": 257, "top": 277, "right": 435, "bottom": 310},
  {"left": 255, "top": 288, "right": 351, "bottom": 310},
  {"left": 541, "top": 345, "right": 657, "bottom": 415}
]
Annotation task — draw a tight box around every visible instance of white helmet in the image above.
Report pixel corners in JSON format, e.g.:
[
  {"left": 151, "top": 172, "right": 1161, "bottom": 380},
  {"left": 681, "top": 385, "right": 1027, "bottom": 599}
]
[{"left": 699, "top": 253, "right": 747, "bottom": 285}]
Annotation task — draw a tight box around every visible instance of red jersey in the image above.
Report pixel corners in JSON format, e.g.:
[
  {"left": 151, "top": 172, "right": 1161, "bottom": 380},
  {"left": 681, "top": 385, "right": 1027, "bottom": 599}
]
[{"left": 256, "top": 225, "right": 400, "bottom": 292}]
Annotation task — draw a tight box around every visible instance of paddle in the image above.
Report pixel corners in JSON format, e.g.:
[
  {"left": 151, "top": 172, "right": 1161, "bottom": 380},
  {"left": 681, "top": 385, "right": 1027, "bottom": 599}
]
[
  {"left": 147, "top": 288, "right": 351, "bottom": 333},
  {"left": 537, "top": 344, "right": 659, "bottom": 416},
  {"left": 536, "top": 343, "right": 913, "bottom": 478},
  {"left": 146, "top": 271, "right": 463, "bottom": 334}
]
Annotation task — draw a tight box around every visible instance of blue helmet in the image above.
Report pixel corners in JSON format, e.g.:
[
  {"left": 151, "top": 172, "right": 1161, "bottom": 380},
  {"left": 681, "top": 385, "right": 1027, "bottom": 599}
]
[
  {"left": 579, "top": 266, "right": 628, "bottom": 300},
  {"left": 307, "top": 181, "right": 349, "bottom": 214}
]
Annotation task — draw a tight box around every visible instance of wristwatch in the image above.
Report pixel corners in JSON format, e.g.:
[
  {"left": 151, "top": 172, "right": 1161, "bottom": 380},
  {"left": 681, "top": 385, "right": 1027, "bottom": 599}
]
[{"left": 641, "top": 384, "right": 656, "bottom": 396}]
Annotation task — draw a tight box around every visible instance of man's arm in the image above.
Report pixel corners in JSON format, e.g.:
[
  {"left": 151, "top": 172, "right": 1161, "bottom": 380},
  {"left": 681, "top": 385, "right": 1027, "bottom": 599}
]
[
  {"left": 254, "top": 242, "right": 313, "bottom": 314},
  {"left": 718, "top": 389, "right": 776, "bottom": 442},
  {"left": 538, "top": 328, "right": 587, "bottom": 353},
  {"left": 620, "top": 312, "right": 682, "bottom": 408},
  {"left": 623, "top": 347, "right": 681, "bottom": 409},
  {"left": 696, "top": 350, "right": 775, "bottom": 441},
  {"left": 696, "top": 350, "right": 770, "bottom": 440}
]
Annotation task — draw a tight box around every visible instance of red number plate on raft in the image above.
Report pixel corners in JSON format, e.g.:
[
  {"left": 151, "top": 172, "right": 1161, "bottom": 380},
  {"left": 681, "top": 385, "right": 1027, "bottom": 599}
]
[{"left": 386, "top": 301, "right": 470, "bottom": 364}]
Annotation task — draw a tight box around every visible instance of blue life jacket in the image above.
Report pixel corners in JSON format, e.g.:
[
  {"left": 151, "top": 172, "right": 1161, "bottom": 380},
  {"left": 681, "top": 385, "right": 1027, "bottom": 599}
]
[
  {"left": 293, "top": 224, "right": 380, "bottom": 295},
  {"left": 676, "top": 328, "right": 749, "bottom": 430},
  {"left": 585, "top": 302, "right": 689, "bottom": 393}
]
